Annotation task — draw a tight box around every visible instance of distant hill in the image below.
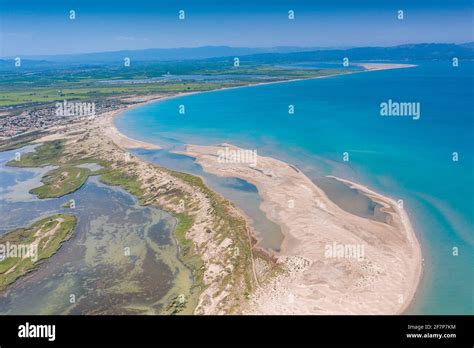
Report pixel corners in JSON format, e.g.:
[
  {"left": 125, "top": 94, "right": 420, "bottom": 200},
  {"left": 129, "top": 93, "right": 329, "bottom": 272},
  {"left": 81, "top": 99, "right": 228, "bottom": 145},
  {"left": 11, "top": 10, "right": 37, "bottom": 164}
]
[
  {"left": 233, "top": 43, "right": 474, "bottom": 64},
  {"left": 14, "top": 46, "right": 325, "bottom": 64},
  {"left": 1, "top": 43, "right": 472, "bottom": 68}
]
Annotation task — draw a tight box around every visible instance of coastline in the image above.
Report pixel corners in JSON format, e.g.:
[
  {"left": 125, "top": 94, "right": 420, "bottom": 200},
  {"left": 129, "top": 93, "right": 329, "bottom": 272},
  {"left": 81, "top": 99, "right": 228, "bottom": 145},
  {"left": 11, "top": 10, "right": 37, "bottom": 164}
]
[
  {"left": 179, "top": 144, "right": 422, "bottom": 314},
  {"left": 102, "top": 114, "right": 162, "bottom": 150},
  {"left": 104, "top": 62, "right": 423, "bottom": 314},
  {"left": 326, "top": 176, "right": 423, "bottom": 314},
  {"left": 108, "top": 62, "right": 418, "bottom": 149}
]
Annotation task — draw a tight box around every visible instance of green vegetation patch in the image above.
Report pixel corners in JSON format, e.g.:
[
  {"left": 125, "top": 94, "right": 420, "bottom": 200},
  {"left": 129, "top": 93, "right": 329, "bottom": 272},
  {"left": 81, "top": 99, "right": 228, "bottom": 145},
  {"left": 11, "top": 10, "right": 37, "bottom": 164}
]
[
  {"left": 5, "top": 141, "right": 110, "bottom": 199},
  {"left": 6, "top": 140, "right": 65, "bottom": 167},
  {"left": 173, "top": 213, "right": 204, "bottom": 287},
  {"left": 99, "top": 169, "right": 144, "bottom": 197},
  {"left": 169, "top": 170, "right": 257, "bottom": 306},
  {"left": 0, "top": 214, "right": 76, "bottom": 291}
]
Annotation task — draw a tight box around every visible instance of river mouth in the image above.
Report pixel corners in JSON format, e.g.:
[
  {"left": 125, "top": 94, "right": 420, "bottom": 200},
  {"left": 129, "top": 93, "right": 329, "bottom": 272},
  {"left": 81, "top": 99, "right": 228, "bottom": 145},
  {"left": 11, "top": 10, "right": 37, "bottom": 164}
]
[{"left": 0, "top": 147, "right": 192, "bottom": 315}]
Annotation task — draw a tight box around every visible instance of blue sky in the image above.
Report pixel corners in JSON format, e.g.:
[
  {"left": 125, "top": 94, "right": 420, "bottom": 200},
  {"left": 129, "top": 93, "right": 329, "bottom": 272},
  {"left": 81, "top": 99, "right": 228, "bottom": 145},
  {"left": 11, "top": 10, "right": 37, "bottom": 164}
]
[{"left": 1, "top": 0, "right": 473, "bottom": 56}]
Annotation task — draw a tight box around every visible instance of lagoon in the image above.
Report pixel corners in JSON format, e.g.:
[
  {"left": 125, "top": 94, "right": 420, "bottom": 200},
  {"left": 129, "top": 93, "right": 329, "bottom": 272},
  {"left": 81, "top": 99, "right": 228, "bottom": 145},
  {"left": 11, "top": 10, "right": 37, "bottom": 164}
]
[{"left": 0, "top": 147, "right": 191, "bottom": 314}]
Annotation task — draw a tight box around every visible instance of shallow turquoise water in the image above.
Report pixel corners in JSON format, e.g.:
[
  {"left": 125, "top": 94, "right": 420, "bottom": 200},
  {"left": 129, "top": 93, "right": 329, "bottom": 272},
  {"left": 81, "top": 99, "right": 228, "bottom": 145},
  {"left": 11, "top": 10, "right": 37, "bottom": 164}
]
[{"left": 116, "top": 62, "right": 474, "bottom": 314}]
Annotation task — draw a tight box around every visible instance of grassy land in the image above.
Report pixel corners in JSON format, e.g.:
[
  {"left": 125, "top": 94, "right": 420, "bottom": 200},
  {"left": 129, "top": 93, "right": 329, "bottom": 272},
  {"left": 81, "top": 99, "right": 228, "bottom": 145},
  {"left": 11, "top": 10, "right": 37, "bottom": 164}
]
[
  {"left": 99, "top": 169, "right": 144, "bottom": 197},
  {"left": 0, "top": 60, "right": 345, "bottom": 107},
  {"left": 30, "top": 166, "right": 91, "bottom": 198},
  {"left": 0, "top": 214, "right": 76, "bottom": 291},
  {"left": 172, "top": 212, "right": 204, "bottom": 287},
  {"left": 5, "top": 140, "right": 111, "bottom": 198},
  {"left": 6, "top": 140, "right": 64, "bottom": 167},
  {"left": 169, "top": 170, "right": 256, "bottom": 304},
  {"left": 0, "top": 81, "right": 243, "bottom": 107}
]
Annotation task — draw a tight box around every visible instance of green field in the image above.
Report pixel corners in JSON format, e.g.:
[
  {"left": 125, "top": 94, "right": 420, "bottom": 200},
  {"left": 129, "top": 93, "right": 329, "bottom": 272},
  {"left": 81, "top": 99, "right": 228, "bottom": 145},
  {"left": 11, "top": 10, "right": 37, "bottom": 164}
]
[
  {"left": 0, "top": 59, "right": 346, "bottom": 107},
  {"left": 0, "top": 82, "right": 236, "bottom": 107}
]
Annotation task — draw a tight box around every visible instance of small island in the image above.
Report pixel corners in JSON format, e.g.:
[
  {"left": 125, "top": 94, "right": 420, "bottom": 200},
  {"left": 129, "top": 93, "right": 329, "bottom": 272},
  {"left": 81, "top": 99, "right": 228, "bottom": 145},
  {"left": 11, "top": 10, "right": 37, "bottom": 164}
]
[{"left": 0, "top": 214, "right": 77, "bottom": 291}]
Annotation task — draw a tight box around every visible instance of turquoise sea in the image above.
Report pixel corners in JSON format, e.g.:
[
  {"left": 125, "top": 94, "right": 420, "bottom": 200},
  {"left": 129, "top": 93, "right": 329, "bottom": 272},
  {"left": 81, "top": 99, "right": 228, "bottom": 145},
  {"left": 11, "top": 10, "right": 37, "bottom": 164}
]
[{"left": 116, "top": 62, "right": 474, "bottom": 314}]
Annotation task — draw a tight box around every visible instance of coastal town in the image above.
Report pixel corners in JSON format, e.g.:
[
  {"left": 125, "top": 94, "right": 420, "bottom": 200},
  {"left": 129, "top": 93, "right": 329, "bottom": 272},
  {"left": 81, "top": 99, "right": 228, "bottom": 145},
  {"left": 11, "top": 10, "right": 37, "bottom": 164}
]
[{"left": 0, "top": 99, "right": 123, "bottom": 139}]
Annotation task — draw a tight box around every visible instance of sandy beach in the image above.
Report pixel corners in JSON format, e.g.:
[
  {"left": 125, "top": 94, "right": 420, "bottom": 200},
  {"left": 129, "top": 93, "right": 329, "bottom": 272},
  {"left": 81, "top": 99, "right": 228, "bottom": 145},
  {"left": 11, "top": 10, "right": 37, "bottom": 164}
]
[{"left": 101, "top": 113, "right": 161, "bottom": 150}]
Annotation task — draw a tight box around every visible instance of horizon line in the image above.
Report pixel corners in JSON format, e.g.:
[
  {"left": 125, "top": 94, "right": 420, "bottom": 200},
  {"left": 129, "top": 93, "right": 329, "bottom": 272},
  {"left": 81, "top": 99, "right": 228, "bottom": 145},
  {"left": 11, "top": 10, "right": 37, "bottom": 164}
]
[{"left": 1, "top": 41, "right": 473, "bottom": 60}]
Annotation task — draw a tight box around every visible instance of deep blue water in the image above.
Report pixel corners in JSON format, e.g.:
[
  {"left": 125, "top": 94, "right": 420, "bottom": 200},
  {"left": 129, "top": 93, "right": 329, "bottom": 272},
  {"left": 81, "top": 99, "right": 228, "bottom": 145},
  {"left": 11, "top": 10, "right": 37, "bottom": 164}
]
[{"left": 116, "top": 61, "right": 474, "bottom": 314}]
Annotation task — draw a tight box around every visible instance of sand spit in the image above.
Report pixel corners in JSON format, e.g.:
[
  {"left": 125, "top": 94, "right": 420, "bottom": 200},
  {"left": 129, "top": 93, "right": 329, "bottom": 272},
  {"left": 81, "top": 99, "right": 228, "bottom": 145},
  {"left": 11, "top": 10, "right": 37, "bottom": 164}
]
[
  {"left": 357, "top": 63, "right": 417, "bottom": 71},
  {"left": 179, "top": 144, "right": 422, "bottom": 314}
]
